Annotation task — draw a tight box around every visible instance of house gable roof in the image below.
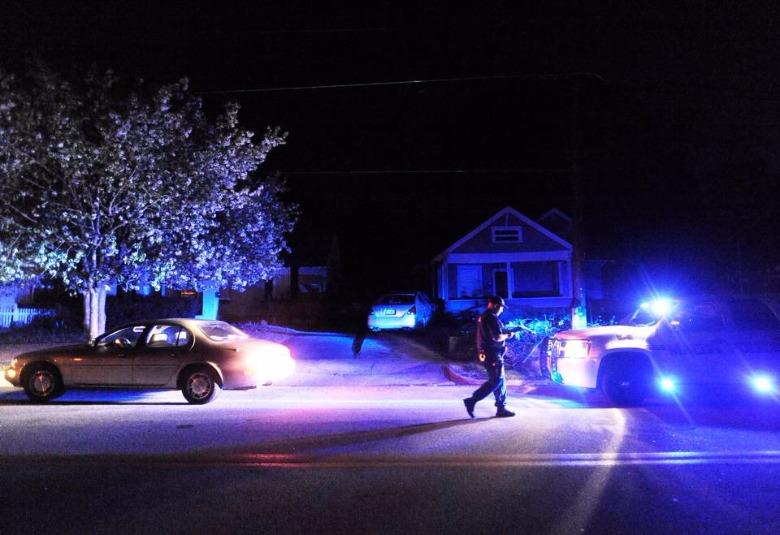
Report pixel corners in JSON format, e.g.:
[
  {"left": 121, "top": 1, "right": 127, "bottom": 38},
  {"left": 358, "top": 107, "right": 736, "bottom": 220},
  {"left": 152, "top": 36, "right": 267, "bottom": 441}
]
[
  {"left": 434, "top": 206, "right": 572, "bottom": 261},
  {"left": 538, "top": 208, "right": 572, "bottom": 224},
  {"left": 537, "top": 208, "right": 573, "bottom": 241}
]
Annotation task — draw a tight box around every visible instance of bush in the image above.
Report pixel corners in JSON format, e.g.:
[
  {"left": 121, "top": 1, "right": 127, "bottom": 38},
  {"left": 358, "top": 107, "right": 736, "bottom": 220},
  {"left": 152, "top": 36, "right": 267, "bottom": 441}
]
[
  {"left": 442, "top": 311, "right": 612, "bottom": 377},
  {"left": 0, "top": 324, "right": 82, "bottom": 344}
]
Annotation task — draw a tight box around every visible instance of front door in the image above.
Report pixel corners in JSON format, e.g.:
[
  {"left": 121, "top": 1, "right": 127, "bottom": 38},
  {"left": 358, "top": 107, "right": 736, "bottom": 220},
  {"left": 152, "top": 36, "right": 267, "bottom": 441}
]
[
  {"left": 133, "top": 324, "right": 191, "bottom": 386},
  {"left": 493, "top": 270, "right": 508, "bottom": 299},
  {"left": 649, "top": 301, "right": 733, "bottom": 384},
  {"left": 71, "top": 325, "right": 144, "bottom": 385}
]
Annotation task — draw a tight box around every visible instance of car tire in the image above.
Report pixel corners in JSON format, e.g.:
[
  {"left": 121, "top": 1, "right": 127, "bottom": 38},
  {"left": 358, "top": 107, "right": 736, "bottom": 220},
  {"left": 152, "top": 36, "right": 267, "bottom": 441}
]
[
  {"left": 601, "top": 365, "right": 649, "bottom": 406},
  {"left": 22, "top": 363, "right": 64, "bottom": 403},
  {"left": 181, "top": 366, "right": 221, "bottom": 404}
]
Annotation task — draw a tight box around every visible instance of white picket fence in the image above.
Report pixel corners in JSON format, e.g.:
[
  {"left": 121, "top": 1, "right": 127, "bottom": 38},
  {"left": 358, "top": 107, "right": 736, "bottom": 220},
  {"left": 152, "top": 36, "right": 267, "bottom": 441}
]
[{"left": 0, "top": 306, "right": 55, "bottom": 328}]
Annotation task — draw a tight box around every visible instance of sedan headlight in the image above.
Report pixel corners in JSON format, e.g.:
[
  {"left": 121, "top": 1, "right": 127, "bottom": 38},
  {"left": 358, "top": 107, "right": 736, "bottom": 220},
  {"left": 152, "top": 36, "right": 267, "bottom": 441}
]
[
  {"left": 244, "top": 344, "right": 295, "bottom": 382},
  {"left": 559, "top": 340, "right": 591, "bottom": 359}
]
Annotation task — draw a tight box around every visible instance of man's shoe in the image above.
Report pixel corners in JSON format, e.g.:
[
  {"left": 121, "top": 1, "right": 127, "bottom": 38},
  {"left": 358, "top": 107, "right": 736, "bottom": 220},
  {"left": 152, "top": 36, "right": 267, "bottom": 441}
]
[
  {"left": 496, "top": 408, "right": 515, "bottom": 418},
  {"left": 463, "top": 398, "right": 475, "bottom": 418}
]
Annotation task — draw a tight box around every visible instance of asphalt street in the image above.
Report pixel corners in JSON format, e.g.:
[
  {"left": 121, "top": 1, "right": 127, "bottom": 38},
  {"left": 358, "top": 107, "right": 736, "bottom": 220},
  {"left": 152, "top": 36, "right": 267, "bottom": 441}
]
[
  {"left": 2, "top": 332, "right": 780, "bottom": 534},
  {"left": 1, "top": 383, "right": 779, "bottom": 534}
]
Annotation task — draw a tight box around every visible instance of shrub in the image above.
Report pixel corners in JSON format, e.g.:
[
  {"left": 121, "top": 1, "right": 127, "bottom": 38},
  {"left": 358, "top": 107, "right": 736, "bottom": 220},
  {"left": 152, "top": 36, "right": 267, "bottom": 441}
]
[
  {"left": 0, "top": 324, "right": 82, "bottom": 344},
  {"left": 443, "top": 311, "right": 612, "bottom": 377}
]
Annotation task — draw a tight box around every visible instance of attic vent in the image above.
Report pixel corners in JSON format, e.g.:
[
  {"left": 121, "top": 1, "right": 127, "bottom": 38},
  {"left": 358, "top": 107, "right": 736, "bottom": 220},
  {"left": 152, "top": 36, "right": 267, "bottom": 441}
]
[{"left": 492, "top": 226, "right": 522, "bottom": 243}]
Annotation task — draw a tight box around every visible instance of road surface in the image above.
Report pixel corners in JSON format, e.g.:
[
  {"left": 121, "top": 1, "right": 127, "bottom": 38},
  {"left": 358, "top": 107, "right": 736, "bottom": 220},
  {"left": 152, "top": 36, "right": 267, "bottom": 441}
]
[{"left": 1, "top": 383, "right": 778, "bottom": 534}]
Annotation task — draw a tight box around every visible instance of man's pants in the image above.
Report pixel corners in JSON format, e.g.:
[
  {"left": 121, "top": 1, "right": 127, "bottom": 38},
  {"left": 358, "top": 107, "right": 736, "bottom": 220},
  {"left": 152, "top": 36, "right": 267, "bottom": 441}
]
[{"left": 470, "top": 361, "right": 506, "bottom": 408}]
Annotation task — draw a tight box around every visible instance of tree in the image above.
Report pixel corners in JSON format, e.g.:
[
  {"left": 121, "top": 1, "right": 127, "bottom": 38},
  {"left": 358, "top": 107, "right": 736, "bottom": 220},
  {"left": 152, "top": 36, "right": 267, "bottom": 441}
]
[{"left": 0, "top": 65, "right": 296, "bottom": 340}]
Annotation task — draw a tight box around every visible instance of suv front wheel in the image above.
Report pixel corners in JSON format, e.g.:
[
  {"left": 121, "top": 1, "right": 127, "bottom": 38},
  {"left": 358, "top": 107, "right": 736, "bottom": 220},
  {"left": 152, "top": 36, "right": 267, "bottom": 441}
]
[{"left": 601, "top": 365, "right": 650, "bottom": 406}]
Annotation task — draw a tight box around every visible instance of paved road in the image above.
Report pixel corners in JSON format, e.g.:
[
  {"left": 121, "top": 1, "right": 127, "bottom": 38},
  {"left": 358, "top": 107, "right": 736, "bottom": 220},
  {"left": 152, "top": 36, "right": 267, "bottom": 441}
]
[{"left": 1, "top": 384, "right": 779, "bottom": 534}]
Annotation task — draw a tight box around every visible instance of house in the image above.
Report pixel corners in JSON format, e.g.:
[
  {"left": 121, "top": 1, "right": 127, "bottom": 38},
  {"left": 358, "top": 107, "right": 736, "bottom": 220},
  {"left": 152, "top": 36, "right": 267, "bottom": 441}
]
[
  {"left": 217, "top": 265, "right": 330, "bottom": 321},
  {"left": 432, "top": 206, "right": 574, "bottom": 315},
  {"left": 537, "top": 207, "right": 607, "bottom": 300}
]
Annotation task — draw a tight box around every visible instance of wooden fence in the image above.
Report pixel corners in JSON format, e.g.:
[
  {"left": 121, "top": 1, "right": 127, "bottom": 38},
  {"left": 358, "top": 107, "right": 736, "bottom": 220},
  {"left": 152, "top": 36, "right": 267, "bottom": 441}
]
[{"left": 0, "top": 306, "right": 55, "bottom": 329}]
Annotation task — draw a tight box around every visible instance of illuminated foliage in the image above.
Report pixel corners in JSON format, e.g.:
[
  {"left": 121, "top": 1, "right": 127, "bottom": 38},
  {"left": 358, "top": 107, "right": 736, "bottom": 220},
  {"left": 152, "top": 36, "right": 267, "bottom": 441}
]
[{"left": 0, "top": 64, "right": 296, "bottom": 339}]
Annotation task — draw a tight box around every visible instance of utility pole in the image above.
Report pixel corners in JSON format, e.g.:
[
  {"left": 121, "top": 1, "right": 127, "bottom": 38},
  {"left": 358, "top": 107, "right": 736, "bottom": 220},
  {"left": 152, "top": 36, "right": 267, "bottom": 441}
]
[{"left": 570, "top": 81, "right": 588, "bottom": 329}]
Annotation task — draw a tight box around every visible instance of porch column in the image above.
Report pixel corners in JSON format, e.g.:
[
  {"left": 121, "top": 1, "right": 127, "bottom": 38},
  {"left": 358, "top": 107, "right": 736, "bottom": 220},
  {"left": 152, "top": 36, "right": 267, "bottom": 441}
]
[
  {"left": 506, "top": 261, "right": 513, "bottom": 300},
  {"left": 441, "top": 261, "right": 449, "bottom": 300}
]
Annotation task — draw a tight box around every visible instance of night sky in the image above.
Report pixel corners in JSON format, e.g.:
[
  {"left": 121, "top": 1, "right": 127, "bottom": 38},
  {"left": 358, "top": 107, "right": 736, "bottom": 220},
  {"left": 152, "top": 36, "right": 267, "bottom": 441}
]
[{"left": 2, "top": 2, "right": 778, "bottom": 298}]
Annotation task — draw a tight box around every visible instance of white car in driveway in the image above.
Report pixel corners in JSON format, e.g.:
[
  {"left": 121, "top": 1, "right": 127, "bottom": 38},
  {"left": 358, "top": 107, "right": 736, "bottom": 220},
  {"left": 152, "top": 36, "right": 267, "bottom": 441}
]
[
  {"left": 367, "top": 292, "right": 434, "bottom": 332},
  {"left": 547, "top": 296, "right": 780, "bottom": 405}
]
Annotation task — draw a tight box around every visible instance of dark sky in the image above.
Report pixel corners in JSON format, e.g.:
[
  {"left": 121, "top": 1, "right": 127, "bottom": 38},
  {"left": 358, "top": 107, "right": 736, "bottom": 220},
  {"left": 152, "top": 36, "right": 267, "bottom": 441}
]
[{"left": 2, "top": 1, "right": 778, "bottom": 296}]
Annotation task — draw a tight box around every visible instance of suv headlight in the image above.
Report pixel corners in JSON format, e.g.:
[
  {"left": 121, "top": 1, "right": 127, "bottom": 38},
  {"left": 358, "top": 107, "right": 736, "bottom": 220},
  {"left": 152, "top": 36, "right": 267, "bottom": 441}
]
[{"left": 559, "top": 340, "right": 591, "bottom": 359}]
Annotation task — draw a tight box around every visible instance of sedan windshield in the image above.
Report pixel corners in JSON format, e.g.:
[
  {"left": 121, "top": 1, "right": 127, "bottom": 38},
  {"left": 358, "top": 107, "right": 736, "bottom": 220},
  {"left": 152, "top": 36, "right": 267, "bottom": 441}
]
[
  {"left": 198, "top": 322, "right": 248, "bottom": 341},
  {"left": 377, "top": 294, "right": 415, "bottom": 305}
]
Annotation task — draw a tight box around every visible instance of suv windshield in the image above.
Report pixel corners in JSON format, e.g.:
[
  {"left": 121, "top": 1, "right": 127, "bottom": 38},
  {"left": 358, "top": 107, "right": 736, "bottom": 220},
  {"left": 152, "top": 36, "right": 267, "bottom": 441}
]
[
  {"left": 198, "top": 322, "right": 248, "bottom": 341},
  {"left": 623, "top": 308, "right": 659, "bottom": 326}
]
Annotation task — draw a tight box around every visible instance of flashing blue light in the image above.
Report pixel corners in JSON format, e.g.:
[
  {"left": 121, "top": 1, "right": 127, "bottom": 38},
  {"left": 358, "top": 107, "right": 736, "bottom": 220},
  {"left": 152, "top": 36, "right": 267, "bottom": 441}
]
[
  {"left": 659, "top": 377, "right": 677, "bottom": 393},
  {"left": 643, "top": 298, "right": 675, "bottom": 317},
  {"left": 751, "top": 375, "right": 775, "bottom": 394}
]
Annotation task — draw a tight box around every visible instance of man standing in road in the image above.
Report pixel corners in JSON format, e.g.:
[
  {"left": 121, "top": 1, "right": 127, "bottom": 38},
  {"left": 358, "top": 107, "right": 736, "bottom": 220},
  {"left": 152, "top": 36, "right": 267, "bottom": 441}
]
[{"left": 463, "top": 296, "right": 516, "bottom": 418}]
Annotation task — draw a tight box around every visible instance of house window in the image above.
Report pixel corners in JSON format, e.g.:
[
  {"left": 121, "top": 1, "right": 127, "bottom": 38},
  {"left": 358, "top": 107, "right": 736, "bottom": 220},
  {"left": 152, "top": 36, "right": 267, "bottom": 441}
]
[
  {"left": 492, "top": 226, "right": 522, "bottom": 243},
  {"left": 457, "top": 265, "right": 483, "bottom": 298},
  {"left": 512, "top": 262, "right": 560, "bottom": 297}
]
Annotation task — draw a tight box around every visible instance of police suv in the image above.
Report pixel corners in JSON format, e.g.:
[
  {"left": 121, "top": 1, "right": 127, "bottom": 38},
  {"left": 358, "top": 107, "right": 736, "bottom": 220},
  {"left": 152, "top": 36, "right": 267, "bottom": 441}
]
[{"left": 547, "top": 296, "right": 780, "bottom": 405}]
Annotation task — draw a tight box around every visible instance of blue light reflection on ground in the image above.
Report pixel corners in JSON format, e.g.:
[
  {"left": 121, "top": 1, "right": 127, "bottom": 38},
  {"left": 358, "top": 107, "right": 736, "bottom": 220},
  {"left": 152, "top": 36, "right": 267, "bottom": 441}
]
[
  {"left": 521, "top": 385, "right": 607, "bottom": 409},
  {"left": 526, "top": 397, "right": 589, "bottom": 409},
  {"left": 0, "top": 388, "right": 185, "bottom": 404}
]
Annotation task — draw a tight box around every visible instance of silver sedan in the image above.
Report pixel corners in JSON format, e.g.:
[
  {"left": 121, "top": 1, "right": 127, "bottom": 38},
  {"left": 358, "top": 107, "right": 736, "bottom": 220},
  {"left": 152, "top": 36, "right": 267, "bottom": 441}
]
[{"left": 3, "top": 318, "right": 295, "bottom": 404}]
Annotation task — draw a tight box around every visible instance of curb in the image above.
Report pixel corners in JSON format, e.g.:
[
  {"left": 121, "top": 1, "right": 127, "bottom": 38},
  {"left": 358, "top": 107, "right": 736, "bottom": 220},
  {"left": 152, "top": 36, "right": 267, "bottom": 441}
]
[
  {"left": 442, "top": 363, "right": 479, "bottom": 385},
  {"left": 442, "top": 363, "right": 526, "bottom": 387}
]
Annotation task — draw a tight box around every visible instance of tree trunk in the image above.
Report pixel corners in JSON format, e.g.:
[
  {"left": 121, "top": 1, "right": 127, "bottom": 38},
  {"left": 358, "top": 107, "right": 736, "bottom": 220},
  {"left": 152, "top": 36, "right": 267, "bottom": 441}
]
[
  {"left": 83, "top": 284, "right": 108, "bottom": 342},
  {"left": 97, "top": 285, "right": 106, "bottom": 336},
  {"left": 83, "top": 290, "right": 91, "bottom": 339}
]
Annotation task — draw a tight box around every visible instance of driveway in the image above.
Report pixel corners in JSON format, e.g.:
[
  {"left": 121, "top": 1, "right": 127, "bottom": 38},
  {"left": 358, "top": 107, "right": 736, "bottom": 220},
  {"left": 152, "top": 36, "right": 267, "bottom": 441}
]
[{"left": 273, "top": 330, "right": 453, "bottom": 386}]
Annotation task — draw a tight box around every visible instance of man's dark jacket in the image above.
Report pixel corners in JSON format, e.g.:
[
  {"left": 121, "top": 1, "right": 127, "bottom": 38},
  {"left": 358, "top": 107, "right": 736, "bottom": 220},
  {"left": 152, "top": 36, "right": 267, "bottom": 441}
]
[{"left": 476, "top": 309, "right": 508, "bottom": 365}]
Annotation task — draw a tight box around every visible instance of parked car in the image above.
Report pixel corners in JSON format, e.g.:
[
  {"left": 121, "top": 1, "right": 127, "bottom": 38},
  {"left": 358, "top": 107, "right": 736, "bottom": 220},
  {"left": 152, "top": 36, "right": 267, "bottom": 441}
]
[
  {"left": 367, "top": 292, "right": 434, "bottom": 332},
  {"left": 547, "top": 295, "right": 780, "bottom": 405},
  {"left": 3, "top": 318, "right": 295, "bottom": 404}
]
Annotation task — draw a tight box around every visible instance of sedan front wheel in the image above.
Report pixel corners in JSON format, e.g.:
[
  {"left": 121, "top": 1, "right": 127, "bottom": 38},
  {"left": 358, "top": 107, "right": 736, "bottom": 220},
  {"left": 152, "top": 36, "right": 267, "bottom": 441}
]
[
  {"left": 23, "top": 363, "right": 64, "bottom": 403},
  {"left": 181, "top": 367, "right": 221, "bottom": 404}
]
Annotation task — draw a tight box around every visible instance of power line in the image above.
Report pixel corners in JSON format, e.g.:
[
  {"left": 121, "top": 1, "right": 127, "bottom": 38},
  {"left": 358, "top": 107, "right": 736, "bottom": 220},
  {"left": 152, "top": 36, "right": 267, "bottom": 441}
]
[
  {"left": 197, "top": 72, "right": 606, "bottom": 95},
  {"left": 280, "top": 168, "right": 574, "bottom": 176}
]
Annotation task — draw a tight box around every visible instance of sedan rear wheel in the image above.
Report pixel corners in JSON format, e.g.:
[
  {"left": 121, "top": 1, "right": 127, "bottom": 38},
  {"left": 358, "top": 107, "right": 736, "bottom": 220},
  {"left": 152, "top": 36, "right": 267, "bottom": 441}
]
[
  {"left": 23, "top": 363, "right": 63, "bottom": 403},
  {"left": 181, "top": 367, "right": 221, "bottom": 404}
]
